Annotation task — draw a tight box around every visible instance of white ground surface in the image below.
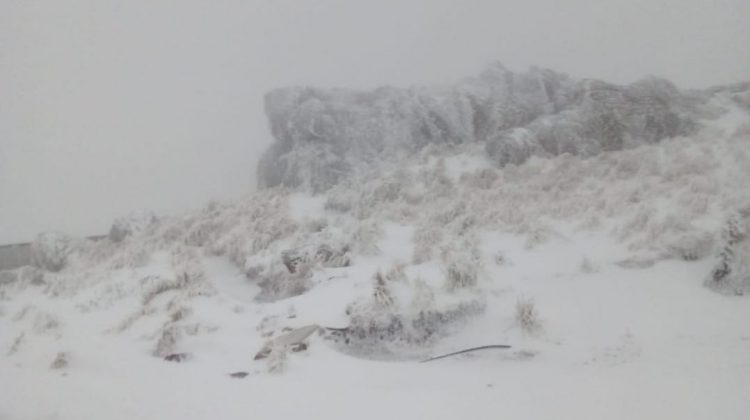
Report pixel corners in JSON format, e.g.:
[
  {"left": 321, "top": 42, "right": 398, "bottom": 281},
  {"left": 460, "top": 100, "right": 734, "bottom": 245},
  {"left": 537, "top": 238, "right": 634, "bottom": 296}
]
[
  {"left": 1, "top": 225, "right": 749, "bottom": 420},
  {"left": 1, "top": 96, "right": 749, "bottom": 420}
]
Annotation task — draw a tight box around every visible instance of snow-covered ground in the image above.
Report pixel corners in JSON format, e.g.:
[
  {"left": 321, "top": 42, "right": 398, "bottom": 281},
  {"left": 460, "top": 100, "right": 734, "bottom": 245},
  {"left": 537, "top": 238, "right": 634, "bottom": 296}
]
[
  {"left": 2, "top": 229, "right": 749, "bottom": 419},
  {"left": 1, "top": 91, "right": 749, "bottom": 420}
]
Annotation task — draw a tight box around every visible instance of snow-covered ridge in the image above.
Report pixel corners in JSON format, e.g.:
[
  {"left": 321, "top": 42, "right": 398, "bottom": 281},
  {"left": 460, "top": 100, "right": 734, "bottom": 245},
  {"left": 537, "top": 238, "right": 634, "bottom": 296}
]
[{"left": 258, "top": 63, "right": 720, "bottom": 193}]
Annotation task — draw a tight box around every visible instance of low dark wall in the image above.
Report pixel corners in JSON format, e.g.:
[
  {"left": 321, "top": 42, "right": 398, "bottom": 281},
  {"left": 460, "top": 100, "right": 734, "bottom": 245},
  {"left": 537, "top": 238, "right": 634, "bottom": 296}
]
[{"left": 0, "top": 235, "right": 107, "bottom": 271}]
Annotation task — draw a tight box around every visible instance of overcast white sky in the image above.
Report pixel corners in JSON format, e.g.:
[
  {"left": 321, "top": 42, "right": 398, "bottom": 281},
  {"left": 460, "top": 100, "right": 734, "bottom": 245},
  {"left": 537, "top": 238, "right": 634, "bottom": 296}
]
[{"left": 1, "top": 0, "right": 748, "bottom": 243}]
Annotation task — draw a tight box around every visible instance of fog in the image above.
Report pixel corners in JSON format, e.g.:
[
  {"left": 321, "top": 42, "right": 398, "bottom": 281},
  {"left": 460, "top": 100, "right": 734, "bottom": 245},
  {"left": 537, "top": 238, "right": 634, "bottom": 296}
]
[{"left": 1, "top": 0, "right": 748, "bottom": 244}]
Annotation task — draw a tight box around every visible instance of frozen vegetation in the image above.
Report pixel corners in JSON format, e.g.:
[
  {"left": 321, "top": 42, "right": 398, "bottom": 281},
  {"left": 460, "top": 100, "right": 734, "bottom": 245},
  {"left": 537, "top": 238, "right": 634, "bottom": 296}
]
[
  {"left": 259, "top": 63, "right": 705, "bottom": 192},
  {"left": 1, "top": 65, "right": 750, "bottom": 420}
]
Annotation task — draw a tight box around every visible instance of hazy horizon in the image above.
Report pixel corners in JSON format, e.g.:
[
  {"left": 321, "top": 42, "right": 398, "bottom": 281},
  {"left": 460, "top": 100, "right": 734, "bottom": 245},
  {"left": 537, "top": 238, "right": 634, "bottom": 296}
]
[{"left": 2, "top": 0, "right": 749, "bottom": 244}]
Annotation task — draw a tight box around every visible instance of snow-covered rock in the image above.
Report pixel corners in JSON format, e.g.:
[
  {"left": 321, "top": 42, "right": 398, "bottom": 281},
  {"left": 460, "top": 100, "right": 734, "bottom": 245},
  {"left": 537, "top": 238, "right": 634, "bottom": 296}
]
[{"left": 259, "top": 64, "right": 701, "bottom": 192}]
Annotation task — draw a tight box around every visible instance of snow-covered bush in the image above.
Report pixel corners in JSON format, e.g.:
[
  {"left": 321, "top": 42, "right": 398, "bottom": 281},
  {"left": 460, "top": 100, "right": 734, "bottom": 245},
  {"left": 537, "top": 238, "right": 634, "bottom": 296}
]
[
  {"left": 515, "top": 297, "right": 541, "bottom": 334},
  {"left": 0, "top": 267, "right": 45, "bottom": 298},
  {"left": 153, "top": 324, "right": 180, "bottom": 357},
  {"left": 109, "top": 211, "right": 158, "bottom": 243},
  {"left": 30, "top": 232, "right": 74, "bottom": 272},
  {"left": 665, "top": 231, "right": 715, "bottom": 261},
  {"left": 50, "top": 352, "right": 70, "bottom": 370},
  {"left": 372, "top": 271, "right": 396, "bottom": 308},
  {"left": 705, "top": 211, "right": 750, "bottom": 295},
  {"left": 350, "top": 220, "right": 382, "bottom": 256},
  {"left": 253, "top": 261, "right": 311, "bottom": 302},
  {"left": 331, "top": 267, "right": 485, "bottom": 358},
  {"left": 412, "top": 224, "right": 442, "bottom": 264},
  {"left": 443, "top": 257, "right": 479, "bottom": 291}
]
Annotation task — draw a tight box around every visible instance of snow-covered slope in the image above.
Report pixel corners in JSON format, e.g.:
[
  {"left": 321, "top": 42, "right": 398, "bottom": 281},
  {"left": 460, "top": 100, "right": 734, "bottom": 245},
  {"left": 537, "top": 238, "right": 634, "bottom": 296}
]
[{"left": 1, "top": 67, "right": 749, "bottom": 420}]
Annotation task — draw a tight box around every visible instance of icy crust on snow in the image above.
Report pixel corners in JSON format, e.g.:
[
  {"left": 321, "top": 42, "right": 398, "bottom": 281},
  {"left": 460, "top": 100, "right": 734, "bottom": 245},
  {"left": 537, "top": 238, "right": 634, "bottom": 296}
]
[{"left": 259, "top": 63, "right": 705, "bottom": 192}]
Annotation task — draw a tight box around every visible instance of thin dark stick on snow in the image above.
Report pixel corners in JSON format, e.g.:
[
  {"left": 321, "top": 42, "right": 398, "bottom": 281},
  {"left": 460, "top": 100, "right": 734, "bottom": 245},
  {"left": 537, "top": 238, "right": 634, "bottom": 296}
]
[{"left": 420, "top": 345, "right": 512, "bottom": 363}]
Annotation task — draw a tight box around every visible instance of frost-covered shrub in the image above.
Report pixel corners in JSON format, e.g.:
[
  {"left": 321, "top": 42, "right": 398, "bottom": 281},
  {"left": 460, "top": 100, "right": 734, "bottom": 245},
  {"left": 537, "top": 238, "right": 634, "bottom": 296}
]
[
  {"left": 664, "top": 231, "right": 715, "bottom": 261},
  {"left": 412, "top": 224, "right": 442, "bottom": 264},
  {"left": 460, "top": 168, "right": 499, "bottom": 190},
  {"left": 32, "top": 311, "right": 61, "bottom": 333},
  {"left": 372, "top": 271, "right": 396, "bottom": 308},
  {"left": 0, "top": 267, "right": 45, "bottom": 296},
  {"left": 109, "top": 211, "right": 158, "bottom": 243},
  {"left": 0, "top": 270, "right": 18, "bottom": 291},
  {"left": 280, "top": 243, "right": 351, "bottom": 274},
  {"left": 50, "top": 352, "right": 70, "bottom": 370},
  {"left": 440, "top": 238, "right": 481, "bottom": 291},
  {"left": 524, "top": 225, "right": 557, "bottom": 249},
  {"left": 254, "top": 262, "right": 311, "bottom": 302},
  {"left": 30, "top": 232, "right": 74, "bottom": 272},
  {"left": 337, "top": 295, "right": 483, "bottom": 358},
  {"left": 153, "top": 324, "right": 180, "bottom": 357},
  {"left": 324, "top": 187, "right": 356, "bottom": 213},
  {"left": 486, "top": 128, "right": 540, "bottom": 166},
  {"left": 335, "top": 300, "right": 485, "bottom": 358},
  {"left": 141, "top": 276, "right": 183, "bottom": 306},
  {"left": 443, "top": 258, "right": 478, "bottom": 291},
  {"left": 515, "top": 297, "right": 541, "bottom": 334},
  {"left": 194, "top": 192, "right": 299, "bottom": 270},
  {"left": 330, "top": 268, "right": 485, "bottom": 357},
  {"left": 382, "top": 263, "right": 407, "bottom": 283},
  {"left": 350, "top": 220, "right": 382, "bottom": 256},
  {"left": 108, "top": 245, "right": 151, "bottom": 270},
  {"left": 430, "top": 202, "right": 466, "bottom": 226},
  {"left": 705, "top": 212, "right": 750, "bottom": 295},
  {"left": 418, "top": 158, "right": 454, "bottom": 198}
]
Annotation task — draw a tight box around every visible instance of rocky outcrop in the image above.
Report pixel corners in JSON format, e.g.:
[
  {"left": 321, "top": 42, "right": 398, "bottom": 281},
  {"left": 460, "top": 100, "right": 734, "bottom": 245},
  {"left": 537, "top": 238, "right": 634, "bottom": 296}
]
[{"left": 259, "top": 63, "right": 702, "bottom": 192}]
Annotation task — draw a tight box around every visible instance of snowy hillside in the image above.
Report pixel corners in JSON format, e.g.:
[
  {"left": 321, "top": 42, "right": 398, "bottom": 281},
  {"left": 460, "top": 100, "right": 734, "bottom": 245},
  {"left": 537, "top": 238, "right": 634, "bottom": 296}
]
[{"left": 1, "top": 66, "right": 750, "bottom": 420}]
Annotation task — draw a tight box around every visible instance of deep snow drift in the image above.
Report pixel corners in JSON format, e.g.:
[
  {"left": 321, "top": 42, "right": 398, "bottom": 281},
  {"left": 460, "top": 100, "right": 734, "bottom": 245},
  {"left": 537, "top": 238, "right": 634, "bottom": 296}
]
[{"left": 1, "top": 66, "right": 750, "bottom": 420}]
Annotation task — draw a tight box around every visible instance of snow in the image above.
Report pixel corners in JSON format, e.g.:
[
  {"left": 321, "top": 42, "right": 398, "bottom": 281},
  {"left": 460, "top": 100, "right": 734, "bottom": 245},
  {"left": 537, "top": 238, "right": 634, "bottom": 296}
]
[
  {"left": 259, "top": 64, "right": 698, "bottom": 193},
  {"left": 2, "top": 229, "right": 749, "bottom": 419},
  {"left": 2, "top": 72, "right": 750, "bottom": 420}
]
